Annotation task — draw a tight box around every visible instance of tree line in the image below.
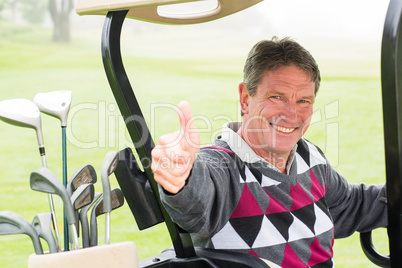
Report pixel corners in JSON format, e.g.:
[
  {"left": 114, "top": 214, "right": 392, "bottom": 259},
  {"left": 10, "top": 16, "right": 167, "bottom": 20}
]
[{"left": 0, "top": 0, "right": 73, "bottom": 42}]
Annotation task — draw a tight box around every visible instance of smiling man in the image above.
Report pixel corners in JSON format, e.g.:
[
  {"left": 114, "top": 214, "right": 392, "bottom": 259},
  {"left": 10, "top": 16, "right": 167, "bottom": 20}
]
[
  {"left": 238, "top": 64, "right": 316, "bottom": 173},
  {"left": 151, "top": 37, "right": 387, "bottom": 268}
]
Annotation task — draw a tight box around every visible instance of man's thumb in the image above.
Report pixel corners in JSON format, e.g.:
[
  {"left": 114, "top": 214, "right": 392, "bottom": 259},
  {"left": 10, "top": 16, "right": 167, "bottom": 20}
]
[
  {"left": 178, "top": 101, "right": 193, "bottom": 131},
  {"left": 178, "top": 101, "right": 199, "bottom": 151}
]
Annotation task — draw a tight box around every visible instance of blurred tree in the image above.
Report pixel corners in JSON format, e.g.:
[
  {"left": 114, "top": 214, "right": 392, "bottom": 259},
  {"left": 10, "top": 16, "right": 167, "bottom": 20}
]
[
  {"left": 0, "top": 0, "right": 73, "bottom": 43},
  {"left": 20, "top": 0, "right": 47, "bottom": 24},
  {"left": 0, "top": 0, "right": 17, "bottom": 21},
  {"left": 49, "top": 0, "right": 73, "bottom": 42}
]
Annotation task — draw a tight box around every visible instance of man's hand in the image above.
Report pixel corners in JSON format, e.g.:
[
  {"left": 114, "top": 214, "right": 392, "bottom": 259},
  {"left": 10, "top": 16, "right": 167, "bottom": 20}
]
[{"left": 151, "top": 101, "right": 200, "bottom": 194}]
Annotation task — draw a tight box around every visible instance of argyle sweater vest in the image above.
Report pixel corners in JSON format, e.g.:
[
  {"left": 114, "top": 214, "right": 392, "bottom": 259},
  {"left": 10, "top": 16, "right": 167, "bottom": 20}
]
[{"left": 209, "top": 139, "right": 335, "bottom": 268}]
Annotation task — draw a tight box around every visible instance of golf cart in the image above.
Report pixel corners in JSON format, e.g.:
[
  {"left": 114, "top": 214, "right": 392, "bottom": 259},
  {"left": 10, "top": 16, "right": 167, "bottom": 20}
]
[{"left": 74, "top": 0, "right": 402, "bottom": 267}]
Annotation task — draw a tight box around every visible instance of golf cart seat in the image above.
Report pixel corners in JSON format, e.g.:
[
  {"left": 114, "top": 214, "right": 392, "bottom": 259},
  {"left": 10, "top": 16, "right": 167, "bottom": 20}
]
[{"left": 76, "top": 0, "right": 276, "bottom": 267}]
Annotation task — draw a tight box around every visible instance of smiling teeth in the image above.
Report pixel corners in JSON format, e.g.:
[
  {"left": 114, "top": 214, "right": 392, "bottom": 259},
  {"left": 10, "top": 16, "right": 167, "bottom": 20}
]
[{"left": 273, "top": 125, "right": 295, "bottom": 133}]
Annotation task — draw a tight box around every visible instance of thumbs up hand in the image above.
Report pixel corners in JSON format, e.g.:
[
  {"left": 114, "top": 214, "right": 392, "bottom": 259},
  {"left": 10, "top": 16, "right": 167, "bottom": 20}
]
[{"left": 151, "top": 101, "right": 200, "bottom": 194}]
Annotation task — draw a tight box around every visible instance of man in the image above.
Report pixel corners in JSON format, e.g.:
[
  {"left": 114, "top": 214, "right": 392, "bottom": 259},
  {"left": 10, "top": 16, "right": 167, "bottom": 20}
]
[{"left": 151, "top": 37, "right": 387, "bottom": 267}]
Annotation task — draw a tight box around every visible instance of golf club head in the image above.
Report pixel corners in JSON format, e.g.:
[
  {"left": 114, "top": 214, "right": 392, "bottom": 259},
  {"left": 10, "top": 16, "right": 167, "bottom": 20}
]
[
  {"left": 101, "top": 151, "right": 119, "bottom": 213},
  {"left": 0, "top": 99, "right": 44, "bottom": 146},
  {"left": 67, "top": 164, "right": 97, "bottom": 196},
  {"left": 69, "top": 183, "right": 94, "bottom": 245},
  {"left": 33, "top": 91, "right": 72, "bottom": 127},
  {"left": 0, "top": 211, "right": 43, "bottom": 255},
  {"left": 92, "top": 188, "right": 124, "bottom": 217},
  {"left": 32, "top": 213, "right": 58, "bottom": 253},
  {"left": 80, "top": 192, "right": 101, "bottom": 248},
  {"left": 88, "top": 188, "right": 124, "bottom": 247},
  {"left": 105, "top": 188, "right": 125, "bottom": 245},
  {"left": 30, "top": 167, "right": 76, "bottom": 225},
  {"left": 110, "top": 188, "right": 125, "bottom": 212},
  {"left": 70, "top": 184, "right": 95, "bottom": 211}
]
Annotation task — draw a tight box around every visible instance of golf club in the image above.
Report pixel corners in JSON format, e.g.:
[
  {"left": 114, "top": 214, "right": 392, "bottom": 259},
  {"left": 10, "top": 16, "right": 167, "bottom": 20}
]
[
  {"left": 69, "top": 183, "right": 94, "bottom": 248},
  {"left": 0, "top": 211, "right": 43, "bottom": 255},
  {"left": 34, "top": 90, "right": 72, "bottom": 251},
  {"left": 100, "top": 151, "right": 119, "bottom": 244},
  {"left": 67, "top": 164, "right": 97, "bottom": 196},
  {"left": 66, "top": 164, "right": 97, "bottom": 244},
  {"left": 67, "top": 165, "right": 97, "bottom": 217},
  {"left": 0, "top": 98, "right": 61, "bottom": 251},
  {"left": 30, "top": 167, "right": 80, "bottom": 250},
  {"left": 71, "top": 183, "right": 95, "bottom": 212},
  {"left": 79, "top": 192, "right": 101, "bottom": 248},
  {"left": 89, "top": 188, "right": 124, "bottom": 247},
  {"left": 32, "top": 213, "right": 58, "bottom": 253}
]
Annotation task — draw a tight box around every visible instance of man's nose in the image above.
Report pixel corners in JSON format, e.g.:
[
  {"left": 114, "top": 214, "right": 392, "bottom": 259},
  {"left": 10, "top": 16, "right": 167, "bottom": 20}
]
[{"left": 281, "top": 102, "right": 298, "bottom": 123}]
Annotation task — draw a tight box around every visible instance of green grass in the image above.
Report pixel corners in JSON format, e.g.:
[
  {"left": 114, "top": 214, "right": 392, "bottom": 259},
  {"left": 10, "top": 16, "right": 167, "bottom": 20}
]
[{"left": 0, "top": 21, "right": 388, "bottom": 267}]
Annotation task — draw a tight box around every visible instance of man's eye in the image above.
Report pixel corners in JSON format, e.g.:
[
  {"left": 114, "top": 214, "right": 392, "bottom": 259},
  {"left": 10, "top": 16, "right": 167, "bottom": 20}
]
[
  {"left": 299, "top": 99, "right": 309, "bottom": 104},
  {"left": 271, "top": 96, "right": 281, "bottom": 100}
]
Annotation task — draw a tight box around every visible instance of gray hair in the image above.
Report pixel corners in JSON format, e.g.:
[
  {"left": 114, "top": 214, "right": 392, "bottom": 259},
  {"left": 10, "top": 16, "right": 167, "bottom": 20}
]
[{"left": 243, "top": 37, "right": 321, "bottom": 97}]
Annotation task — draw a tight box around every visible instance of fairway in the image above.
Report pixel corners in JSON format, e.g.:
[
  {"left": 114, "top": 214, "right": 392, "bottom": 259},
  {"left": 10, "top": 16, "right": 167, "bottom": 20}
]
[{"left": 0, "top": 20, "right": 387, "bottom": 267}]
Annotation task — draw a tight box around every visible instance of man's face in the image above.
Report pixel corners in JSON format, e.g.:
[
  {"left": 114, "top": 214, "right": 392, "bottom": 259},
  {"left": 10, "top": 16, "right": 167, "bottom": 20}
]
[{"left": 240, "top": 65, "right": 315, "bottom": 163}]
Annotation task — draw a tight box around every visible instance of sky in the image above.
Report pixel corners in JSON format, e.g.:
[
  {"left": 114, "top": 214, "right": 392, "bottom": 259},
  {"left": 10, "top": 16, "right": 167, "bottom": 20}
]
[
  {"left": 71, "top": 0, "right": 391, "bottom": 61},
  {"left": 258, "top": 0, "right": 388, "bottom": 40}
]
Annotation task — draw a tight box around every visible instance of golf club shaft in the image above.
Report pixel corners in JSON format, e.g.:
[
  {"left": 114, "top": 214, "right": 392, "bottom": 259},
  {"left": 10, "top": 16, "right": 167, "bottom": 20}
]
[
  {"left": 62, "top": 127, "right": 67, "bottom": 187},
  {"left": 105, "top": 212, "right": 110, "bottom": 244},
  {"left": 48, "top": 194, "right": 61, "bottom": 252},
  {"left": 80, "top": 212, "right": 90, "bottom": 248},
  {"left": 40, "top": 146, "right": 47, "bottom": 168},
  {"left": 69, "top": 211, "right": 79, "bottom": 250},
  {"left": 62, "top": 126, "right": 69, "bottom": 251},
  {"left": 70, "top": 223, "right": 80, "bottom": 250},
  {"left": 40, "top": 149, "right": 61, "bottom": 252}
]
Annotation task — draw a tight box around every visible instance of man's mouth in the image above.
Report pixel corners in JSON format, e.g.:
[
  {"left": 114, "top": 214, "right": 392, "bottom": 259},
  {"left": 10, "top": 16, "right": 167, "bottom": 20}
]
[{"left": 272, "top": 124, "right": 296, "bottom": 133}]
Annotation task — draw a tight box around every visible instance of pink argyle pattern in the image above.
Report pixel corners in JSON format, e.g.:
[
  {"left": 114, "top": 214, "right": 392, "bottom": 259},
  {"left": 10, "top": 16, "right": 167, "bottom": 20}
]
[{"left": 211, "top": 141, "right": 334, "bottom": 268}]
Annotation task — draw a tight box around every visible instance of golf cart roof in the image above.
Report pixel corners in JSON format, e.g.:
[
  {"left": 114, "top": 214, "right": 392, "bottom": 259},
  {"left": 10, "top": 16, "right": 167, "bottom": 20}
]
[{"left": 76, "top": 0, "right": 263, "bottom": 24}]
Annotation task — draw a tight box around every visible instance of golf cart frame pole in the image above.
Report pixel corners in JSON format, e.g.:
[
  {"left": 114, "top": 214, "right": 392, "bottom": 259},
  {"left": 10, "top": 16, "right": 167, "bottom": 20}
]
[
  {"left": 381, "top": 0, "right": 402, "bottom": 266},
  {"left": 101, "top": 10, "right": 195, "bottom": 259},
  {"left": 361, "top": 0, "right": 402, "bottom": 267}
]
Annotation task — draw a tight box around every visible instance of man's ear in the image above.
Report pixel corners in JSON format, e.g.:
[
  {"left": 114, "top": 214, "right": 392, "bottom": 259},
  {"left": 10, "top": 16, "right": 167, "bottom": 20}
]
[{"left": 239, "top": 82, "right": 250, "bottom": 115}]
